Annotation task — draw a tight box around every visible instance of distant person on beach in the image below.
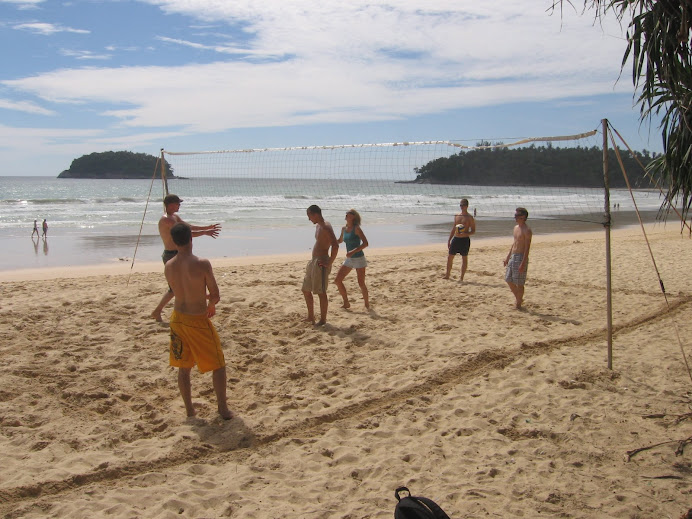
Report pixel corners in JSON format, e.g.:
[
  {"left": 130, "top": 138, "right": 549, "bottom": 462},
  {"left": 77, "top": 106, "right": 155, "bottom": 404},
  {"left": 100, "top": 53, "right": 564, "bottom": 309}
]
[
  {"left": 32, "top": 220, "right": 39, "bottom": 238},
  {"left": 151, "top": 194, "right": 221, "bottom": 322},
  {"left": 41, "top": 219, "right": 48, "bottom": 238},
  {"left": 303, "top": 205, "right": 339, "bottom": 325},
  {"left": 504, "top": 207, "right": 532, "bottom": 309},
  {"left": 444, "top": 198, "right": 476, "bottom": 282},
  {"left": 334, "top": 209, "right": 369, "bottom": 309},
  {"left": 164, "top": 222, "right": 232, "bottom": 420}
]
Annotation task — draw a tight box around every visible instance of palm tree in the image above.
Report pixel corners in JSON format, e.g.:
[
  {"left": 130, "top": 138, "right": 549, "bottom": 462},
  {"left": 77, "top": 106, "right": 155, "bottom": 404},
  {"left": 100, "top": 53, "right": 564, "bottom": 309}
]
[{"left": 557, "top": 0, "right": 692, "bottom": 221}]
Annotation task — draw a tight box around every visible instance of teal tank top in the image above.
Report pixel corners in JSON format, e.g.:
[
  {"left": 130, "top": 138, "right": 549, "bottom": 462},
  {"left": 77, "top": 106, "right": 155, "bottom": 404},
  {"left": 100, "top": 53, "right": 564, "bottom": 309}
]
[{"left": 343, "top": 227, "right": 364, "bottom": 258}]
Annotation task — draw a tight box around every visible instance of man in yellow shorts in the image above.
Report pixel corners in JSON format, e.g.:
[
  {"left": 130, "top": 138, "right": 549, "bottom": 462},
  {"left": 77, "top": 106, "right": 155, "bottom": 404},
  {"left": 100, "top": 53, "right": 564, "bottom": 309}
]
[{"left": 165, "top": 222, "right": 232, "bottom": 419}]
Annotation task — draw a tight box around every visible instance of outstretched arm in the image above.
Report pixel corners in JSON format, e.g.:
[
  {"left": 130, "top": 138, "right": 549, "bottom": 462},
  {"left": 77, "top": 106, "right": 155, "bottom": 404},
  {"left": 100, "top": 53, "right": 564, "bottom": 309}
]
[{"left": 190, "top": 223, "right": 221, "bottom": 238}]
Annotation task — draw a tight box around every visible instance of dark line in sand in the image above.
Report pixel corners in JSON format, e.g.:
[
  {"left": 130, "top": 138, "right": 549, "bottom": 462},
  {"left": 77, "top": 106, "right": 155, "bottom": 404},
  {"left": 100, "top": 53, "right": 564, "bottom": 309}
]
[{"left": 1, "top": 297, "right": 689, "bottom": 515}]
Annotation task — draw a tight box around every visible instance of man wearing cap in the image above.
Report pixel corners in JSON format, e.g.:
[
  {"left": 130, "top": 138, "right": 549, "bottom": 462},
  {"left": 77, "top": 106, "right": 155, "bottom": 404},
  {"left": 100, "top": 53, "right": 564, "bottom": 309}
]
[{"left": 151, "top": 194, "right": 221, "bottom": 321}]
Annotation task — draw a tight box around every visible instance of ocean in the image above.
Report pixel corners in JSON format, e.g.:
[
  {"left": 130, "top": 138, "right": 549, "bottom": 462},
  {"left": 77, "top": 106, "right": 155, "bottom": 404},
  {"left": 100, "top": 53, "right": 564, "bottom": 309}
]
[{"left": 0, "top": 176, "right": 663, "bottom": 271}]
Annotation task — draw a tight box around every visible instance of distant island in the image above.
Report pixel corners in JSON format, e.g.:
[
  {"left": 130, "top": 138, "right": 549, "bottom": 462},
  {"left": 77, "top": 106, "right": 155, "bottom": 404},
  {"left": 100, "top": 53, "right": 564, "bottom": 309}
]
[
  {"left": 412, "top": 144, "right": 657, "bottom": 188},
  {"left": 58, "top": 151, "right": 175, "bottom": 179}
]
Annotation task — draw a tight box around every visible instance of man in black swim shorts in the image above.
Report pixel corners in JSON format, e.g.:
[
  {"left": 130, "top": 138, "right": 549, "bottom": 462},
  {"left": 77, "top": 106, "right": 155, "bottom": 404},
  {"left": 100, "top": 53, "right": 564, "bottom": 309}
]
[
  {"left": 150, "top": 194, "right": 222, "bottom": 322},
  {"left": 444, "top": 198, "right": 476, "bottom": 282}
]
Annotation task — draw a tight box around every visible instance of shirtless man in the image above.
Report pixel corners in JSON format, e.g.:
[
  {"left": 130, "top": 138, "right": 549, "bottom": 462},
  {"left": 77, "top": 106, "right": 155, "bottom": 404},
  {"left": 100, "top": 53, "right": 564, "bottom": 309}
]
[
  {"left": 165, "top": 222, "right": 232, "bottom": 420},
  {"left": 150, "top": 194, "right": 221, "bottom": 321},
  {"left": 444, "top": 198, "right": 476, "bottom": 282},
  {"left": 302, "top": 205, "right": 339, "bottom": 325},
  {"left": 503, "top": 207, "right": 532, "bottom": 309}
]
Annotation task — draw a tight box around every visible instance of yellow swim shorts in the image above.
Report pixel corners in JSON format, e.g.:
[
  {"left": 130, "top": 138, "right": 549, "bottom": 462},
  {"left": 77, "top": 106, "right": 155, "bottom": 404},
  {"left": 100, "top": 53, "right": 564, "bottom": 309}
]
[{"left": 169, "top": 310, "right": 226, "bottom": 373}]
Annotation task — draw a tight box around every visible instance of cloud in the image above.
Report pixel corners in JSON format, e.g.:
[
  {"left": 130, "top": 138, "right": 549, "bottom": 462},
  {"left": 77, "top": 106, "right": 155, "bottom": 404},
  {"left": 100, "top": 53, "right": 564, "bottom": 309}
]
[
  {"left": 13, "top": 22, "right": 90, "bottom": 35},
  {"left": 3, "top": 53, "right": 631, "bottom": 135},
  {"left": 155, "top": 36, "right": 279, "bottom": 58},
  {"left": 0, "top": 0, "right": 43, "bottom": 8},
  {"left": 1, "top": 1, "right": 639, "bottom": 147},
  {"left": 0, "top": 124, "right": 100, "bottom": 153},
  {"left": 0, "top": 123, "right": 185, "bottom": 153},
  {"left": 0, "top": 98, "right": 55, "bottom": 115},
  {"left": 59, "top": 49, "right": 112, "bottom": 60},
  {"left": 105, "top": 45, "right": 140, "bottom": 52}
]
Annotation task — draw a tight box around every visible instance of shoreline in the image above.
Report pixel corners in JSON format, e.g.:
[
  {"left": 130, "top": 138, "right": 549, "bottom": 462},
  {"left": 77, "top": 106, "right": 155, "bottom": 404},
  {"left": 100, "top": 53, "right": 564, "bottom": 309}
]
[
  {"left": 0, "top": 221, "right": 680, "bottom": 282},
  {"left": 0, "top": 208, "right": 667, "bottom": 275}
]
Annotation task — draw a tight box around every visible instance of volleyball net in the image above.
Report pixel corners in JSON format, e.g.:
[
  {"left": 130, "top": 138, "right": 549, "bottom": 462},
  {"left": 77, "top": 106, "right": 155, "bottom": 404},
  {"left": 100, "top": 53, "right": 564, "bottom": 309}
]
[{"left": 158, "top": 124, "right": 658, "bottom": 226}]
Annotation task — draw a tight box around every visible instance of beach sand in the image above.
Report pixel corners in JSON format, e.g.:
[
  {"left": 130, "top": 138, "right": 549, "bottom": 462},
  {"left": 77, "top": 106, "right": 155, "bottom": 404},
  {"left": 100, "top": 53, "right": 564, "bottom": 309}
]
[{"left": 1, "top": 224, "right": 691, "bottom": 518}]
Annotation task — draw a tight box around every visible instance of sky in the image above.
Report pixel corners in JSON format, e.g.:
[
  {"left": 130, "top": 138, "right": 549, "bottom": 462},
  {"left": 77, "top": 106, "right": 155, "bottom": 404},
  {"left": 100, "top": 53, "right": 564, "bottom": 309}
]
[{"left": 0, "top": 0, "right": 664, "bottom": 177}]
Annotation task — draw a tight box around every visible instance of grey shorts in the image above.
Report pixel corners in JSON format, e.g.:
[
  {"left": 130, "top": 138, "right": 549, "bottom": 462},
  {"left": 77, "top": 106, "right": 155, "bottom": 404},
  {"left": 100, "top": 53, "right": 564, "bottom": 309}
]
[
  {"left": 343, "top": 255, "right": 368, "bottom": 269},
  {"left": 505, "top": 253, "right": 528, "bottom": 286}
]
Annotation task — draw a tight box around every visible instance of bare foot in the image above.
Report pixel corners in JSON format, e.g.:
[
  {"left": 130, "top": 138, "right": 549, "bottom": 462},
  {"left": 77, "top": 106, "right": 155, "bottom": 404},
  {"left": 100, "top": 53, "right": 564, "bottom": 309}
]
[
  {"left": 515, "top": 300, "right": 523, "bottom": 310},
  {"left": 304, "top": 316, "right": 315, "bottom": 324},
  {"left": 150, "top": 311, "right": 163, "bottom": 322},
  {"left": 341, "top": 301, "right": 351, "bottom": 309},
  {"left": 219, "top": 406, "right": 233, "bottom": 420},
  {"left": 315, "top": 320, "right": 326, "bottom": 326},
  {"left": 442, "top": 275, "right": 450, "bottom": 280}
]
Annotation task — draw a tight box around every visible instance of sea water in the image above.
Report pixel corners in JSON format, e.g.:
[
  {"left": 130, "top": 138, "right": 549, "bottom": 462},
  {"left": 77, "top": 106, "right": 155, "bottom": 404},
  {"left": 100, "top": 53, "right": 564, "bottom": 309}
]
[{"left": 0, "top": 176, "right": 662, "bottom": 270}]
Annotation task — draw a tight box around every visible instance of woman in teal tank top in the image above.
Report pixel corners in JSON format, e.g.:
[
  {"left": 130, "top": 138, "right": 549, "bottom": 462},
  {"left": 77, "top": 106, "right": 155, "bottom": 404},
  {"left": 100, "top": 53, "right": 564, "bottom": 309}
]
[{"left": 334, "top": 209, "right": 369, "bottom": 309}]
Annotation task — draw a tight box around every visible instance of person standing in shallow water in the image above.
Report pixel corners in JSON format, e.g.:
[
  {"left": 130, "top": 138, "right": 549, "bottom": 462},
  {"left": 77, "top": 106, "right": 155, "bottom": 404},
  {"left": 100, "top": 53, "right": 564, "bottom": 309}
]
[
  {"left": 334, "top": 209, "right": 369, "bottom": 309},
  {"left": 32, "top": 220, "right": 39, "bottom": 238},
  {"left": 504, "top": 207, "right": 532, "bottom": 310},
  {"left": 41, "top": 219, "right": 48, "bottom": 238}
]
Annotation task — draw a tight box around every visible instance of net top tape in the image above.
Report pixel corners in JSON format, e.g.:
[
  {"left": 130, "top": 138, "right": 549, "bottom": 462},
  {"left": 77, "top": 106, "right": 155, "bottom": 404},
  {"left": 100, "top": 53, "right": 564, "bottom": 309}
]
[{"left": 162, "top": 129, "right": 599, "bottom": 157}]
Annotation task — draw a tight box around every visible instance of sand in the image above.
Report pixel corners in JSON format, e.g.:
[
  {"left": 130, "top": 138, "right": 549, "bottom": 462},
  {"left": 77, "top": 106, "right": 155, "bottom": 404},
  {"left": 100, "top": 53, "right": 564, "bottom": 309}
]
[{"left": 1, "top": 224, "right": 691, "bottom": 518}]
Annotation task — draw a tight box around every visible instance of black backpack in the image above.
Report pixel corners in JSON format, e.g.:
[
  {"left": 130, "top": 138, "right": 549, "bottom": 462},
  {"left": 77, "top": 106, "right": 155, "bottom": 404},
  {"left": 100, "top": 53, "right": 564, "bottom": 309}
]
[{"left": 394, "top": 486, "right": 451, "bottom": 519}]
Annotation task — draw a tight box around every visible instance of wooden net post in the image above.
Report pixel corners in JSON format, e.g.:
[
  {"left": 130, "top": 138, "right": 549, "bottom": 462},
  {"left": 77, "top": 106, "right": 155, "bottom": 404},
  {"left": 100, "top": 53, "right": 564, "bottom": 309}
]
[{"left": 602, "top": 119, "right": 613, "bottom": 369}]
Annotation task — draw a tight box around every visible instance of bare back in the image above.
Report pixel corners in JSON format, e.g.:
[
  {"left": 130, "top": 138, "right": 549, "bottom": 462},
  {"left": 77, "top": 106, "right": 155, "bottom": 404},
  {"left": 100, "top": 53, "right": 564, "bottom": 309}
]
[{"left": 165, "top": 252, "right": 219, "bottom": 316}]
